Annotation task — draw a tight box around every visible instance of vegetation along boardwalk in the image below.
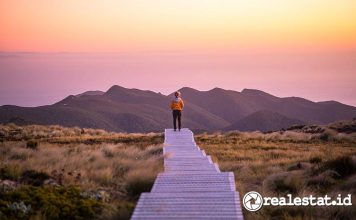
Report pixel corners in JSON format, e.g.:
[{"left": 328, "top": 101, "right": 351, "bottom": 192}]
[{"left": 131, "top": 128, "right": 244, "bottom": 219}]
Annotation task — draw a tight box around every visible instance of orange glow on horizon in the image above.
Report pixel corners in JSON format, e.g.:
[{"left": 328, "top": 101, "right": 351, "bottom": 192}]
[{"left": 0, "top": 0, "right": 356, "bottom": 52}]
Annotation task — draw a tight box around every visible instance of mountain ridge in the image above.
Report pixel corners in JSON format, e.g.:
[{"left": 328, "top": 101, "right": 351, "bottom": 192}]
[{"left": 1, "top": 85, "right": 355, "bottom": 132}]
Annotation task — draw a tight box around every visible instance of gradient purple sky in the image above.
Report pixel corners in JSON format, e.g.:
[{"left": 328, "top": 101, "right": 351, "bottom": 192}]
[
  {"left": 1, "top": 1, "right": 356, "bottom": 107},
  {"left": 0, "top": 50, "right": 355, "bottom": 107}
]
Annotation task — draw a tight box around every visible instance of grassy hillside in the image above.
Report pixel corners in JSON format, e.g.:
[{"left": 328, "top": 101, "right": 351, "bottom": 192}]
[
  {"left": 0, "top": 124, "right": 164, "bottom": 220},
  {"left": 196, "top": 121, "right": 356, "bottom": 220},
  {"left": 0, "top": 122, "right": 355, "bottom": 219}
]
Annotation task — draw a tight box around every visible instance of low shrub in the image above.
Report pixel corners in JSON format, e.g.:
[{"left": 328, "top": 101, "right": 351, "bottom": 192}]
[
  {"left": 20, "top": 170, "right": 51, "bottom": 186},
  {"left": 321, "top": 156, "right": 356, "bottom": 178},
  {"left": 309, "top": 156, "right": 322, "bottom": 164},
  {"left": 0, "top": 166, "right": 21, "bottom": 181},
  {"left": 102, "top": 148, "right": 115, "bottom": 158},
  {"left": 0, "top": 185, "right": 103, "bottom": 220},
  {"left": 263, "top": 171, "right": 304, "bottom": 195},
  {"left": 116, "top": 201, "right": 135, "bottom": 220},
  {"left": 125, "top": 171, "right": 156, "bottom": 199},
  {"left": 26, "top": 140, "right": 38, "bottom": 150}
]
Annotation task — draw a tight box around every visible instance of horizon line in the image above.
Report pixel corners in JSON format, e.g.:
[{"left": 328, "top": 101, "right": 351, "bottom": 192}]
[{"left": 1, "top": 85, "right": 353, "bottom": 108}]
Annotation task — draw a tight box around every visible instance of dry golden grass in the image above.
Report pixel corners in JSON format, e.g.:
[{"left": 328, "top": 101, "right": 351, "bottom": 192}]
[
  {"left": 0, "top": 124, "right": 163, "bottom": 219},
  {"left": 1, "top": 142, "right": 163, "bottom": 193},
  {"left": 1, "top": 123, "right": 355, "bottom": 219},
  {"left": 196, "top": 130, "right": 356, "bottom": 220},
  {"left": 0, "top": 123, "right": 163, "bottom": 147}
]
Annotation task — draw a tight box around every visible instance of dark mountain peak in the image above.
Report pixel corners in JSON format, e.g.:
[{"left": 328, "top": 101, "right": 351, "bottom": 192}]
[
  {"left": 282, "top": 96, "right": 316, "bottom": 105},
  {"left": 241, "top": 88, "right": 270, "bottom": 95},
  {"left": 179, "top": 86, "right": 196, "bottom": 91},
  {"left": 2, "top": 85, "right": 356, "bottom": 133},
  {"left": 209, "top": 87, "right": 227, "bottom": 93},
  {"left": 105, "top": 85, "right": 128, "bottom": 94},
  {"left": 241, "top": 88, "right": 258, "bottom": 93},
  {"left": 60, "top": 95, "right": 77, "bottom": 101},
  {"left": 76, "top": 90, "right": 104, "bottom": 97},
  {"left": 241, "top": 89, "right": 279, "bottom": 101},
  {"left": 173, "top": 87, "right": 200, "bottom": 97},
  {"left": 178, "top": 87, "right": 199, "bottom": 93},
  {"left": 105, "top": 85, "right": 144, "bottom": 98},
  {"left": 54, "top": 95, "right": 78, "bottom": 105},
  {"left": 103, "top": 85, "right": 167, "bottom": 106},
  {"left": 105, "top": 85, "right": 162, "bottom": 97}
]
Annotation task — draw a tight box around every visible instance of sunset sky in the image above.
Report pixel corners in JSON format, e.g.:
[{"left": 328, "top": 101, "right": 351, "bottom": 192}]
[{"left": 0, "top": 0, "right": 355, "bottom": 106}]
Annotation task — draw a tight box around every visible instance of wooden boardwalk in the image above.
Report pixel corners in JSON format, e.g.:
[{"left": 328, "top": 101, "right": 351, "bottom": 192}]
[{"left": 131, "top": 128, "right": 244, "bottom": 219}]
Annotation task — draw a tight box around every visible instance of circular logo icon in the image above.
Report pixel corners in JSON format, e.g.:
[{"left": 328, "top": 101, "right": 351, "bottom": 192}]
[{"left": 243, "top": 191, "right": 263, "bottom": 211}]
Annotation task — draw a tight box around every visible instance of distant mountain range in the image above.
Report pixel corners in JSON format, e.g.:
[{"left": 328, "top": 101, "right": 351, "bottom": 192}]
[{"left": 1, "top": 85, "right": 356, "bottom": 132}]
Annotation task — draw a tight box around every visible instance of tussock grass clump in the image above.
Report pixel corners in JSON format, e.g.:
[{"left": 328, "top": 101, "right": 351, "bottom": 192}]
[
  {"left": 26, "top": 140, "right": 38, "bottom": 150},
  {"left": 263, "top": 171, "right": 305, "bottom": 195},
  {"left": 307, "top": 170, "right": 340, "bottom": 190},
  {"left": 1, "top": 143, "right": 163, "bottom": 190},
  {"left": 20, "top": 170, "right": 51, "bottom": 186},
  {"left": 0, "top": 166, "right": 21, "bottom": 181},
  {"left": 116, "top": 201, "right": 136, "bottom": 220},
  {"left": 1, "top": 123, "right": 355, "bottom": 219},
  {"left": 0, "top": 124, "right": 164, "bottom": 146},
  {"left": 0, "top": 185, "right": 102, "bottom": 220},
  {"left": 319, "top": 129, "right": 338, "bottom": 142},
  {"left": 329, "top": 120, "right": 356, "bottom": 134},
  {"left": 0, "top": 124, "right": 163, "bottom": 220},
  {"left": 309, "top": 156, "right": 322, "bottom": 164},
  {"left": 125, "top": 169, "right": 157, "bottom": 199},
  {"left": 319, "top": 156, "right": 356, "bottom": 179},
  {"left": 196, "top": 128, "right": 356, "bottom": 220}
]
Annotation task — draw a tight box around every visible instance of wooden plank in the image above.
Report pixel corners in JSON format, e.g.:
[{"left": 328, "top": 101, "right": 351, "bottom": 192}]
[{"left": 131, "top": 128, "right": 244, "bottom": 220}]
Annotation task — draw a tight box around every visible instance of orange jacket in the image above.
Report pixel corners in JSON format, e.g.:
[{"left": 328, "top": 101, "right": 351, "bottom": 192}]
[{"left": 170, "top": 98, "right": 184, "bottom": 111}]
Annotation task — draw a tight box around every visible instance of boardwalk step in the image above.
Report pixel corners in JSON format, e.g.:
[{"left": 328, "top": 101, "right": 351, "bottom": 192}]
[
  {"left": 131, "top": 128, "right": 243, "bottom": 220},
  {"left": 140, "top": 191, "right": 240, "bottom": 197}
]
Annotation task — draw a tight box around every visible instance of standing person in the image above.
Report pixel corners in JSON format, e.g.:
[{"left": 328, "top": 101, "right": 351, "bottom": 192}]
[{"left": 170, "top": 91, "right": 184, "bottom": 131}]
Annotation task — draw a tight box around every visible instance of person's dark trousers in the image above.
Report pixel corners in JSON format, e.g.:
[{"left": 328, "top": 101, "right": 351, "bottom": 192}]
[{"left": 172, "top": 110, "right": 182, "bottom": 131}]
